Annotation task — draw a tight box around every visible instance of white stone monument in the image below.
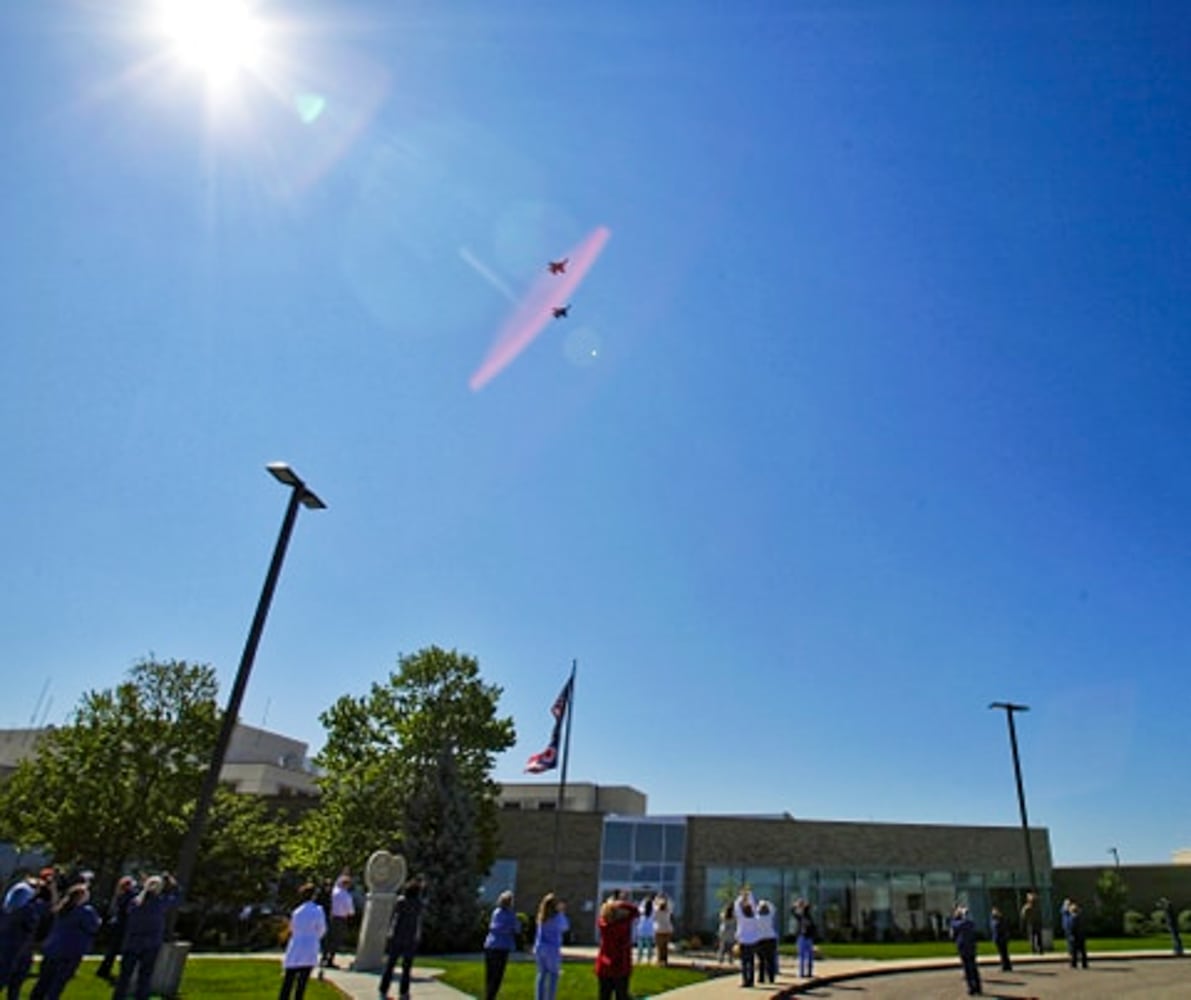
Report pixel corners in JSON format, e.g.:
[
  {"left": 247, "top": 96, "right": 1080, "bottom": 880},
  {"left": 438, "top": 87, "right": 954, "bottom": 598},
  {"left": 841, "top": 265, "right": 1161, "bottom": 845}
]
[{"left": 354, "top": 849, "right": 407, "bottom": 972}]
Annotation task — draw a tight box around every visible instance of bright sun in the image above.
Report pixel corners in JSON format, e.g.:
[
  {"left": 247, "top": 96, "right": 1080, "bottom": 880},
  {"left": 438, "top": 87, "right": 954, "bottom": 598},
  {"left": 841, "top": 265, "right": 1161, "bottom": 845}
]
[{"left": 155, "top": 0, "right": 264, "bottom": 85}]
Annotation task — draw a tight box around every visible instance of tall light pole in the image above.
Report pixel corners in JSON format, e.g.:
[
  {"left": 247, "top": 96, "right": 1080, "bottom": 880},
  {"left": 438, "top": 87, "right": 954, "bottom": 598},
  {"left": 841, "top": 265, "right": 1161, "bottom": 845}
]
[
  {"left": 175, "top": 463, "right": 326, "bottom": 898},
  {"left": 989, "top": 701, "right": 1038, "bottom": 894},
  {"left": 1109, "top": 846, "right": 1120, "bottom": 868}
]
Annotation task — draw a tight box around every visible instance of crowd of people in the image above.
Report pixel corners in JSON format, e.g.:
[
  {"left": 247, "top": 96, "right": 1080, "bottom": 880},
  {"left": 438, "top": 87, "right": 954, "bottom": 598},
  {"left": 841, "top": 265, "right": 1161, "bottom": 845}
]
[
  {"left": 474, "top": 887, "right": 570, "bottom": 1000},
  {"left": 0, "top": 866, "right": 179, "bottom": 1000},
  {"left": 6, "top": 865, "right": 1185, "bottom": 1000},
  {"left": 589, "top": 885, "right": 819, "bottom": 995}
]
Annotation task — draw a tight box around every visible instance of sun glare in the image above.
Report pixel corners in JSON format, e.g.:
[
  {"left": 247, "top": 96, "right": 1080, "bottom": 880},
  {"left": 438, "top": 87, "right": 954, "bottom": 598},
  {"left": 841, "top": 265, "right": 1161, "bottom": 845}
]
[{"left": 156, "top": 0, "right": 264, "bottom": 85}]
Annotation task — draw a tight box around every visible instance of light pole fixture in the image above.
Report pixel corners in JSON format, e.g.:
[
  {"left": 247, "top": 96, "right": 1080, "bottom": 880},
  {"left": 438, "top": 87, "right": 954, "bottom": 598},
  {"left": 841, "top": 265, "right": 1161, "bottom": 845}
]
[
  {"left": 1109, "top": 846, "right": 1120, "bottom": 868},
  {"left": 989, "top": 701, "right": 1038, "bottom": 894},
  {"left": 175, "top": 463, "right": 326, "bottom": 899}
]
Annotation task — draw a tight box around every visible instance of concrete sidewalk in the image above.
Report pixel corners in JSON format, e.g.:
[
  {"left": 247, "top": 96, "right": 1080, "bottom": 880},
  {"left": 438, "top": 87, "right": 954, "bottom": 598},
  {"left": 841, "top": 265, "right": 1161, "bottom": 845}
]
[
  {"left": 320, "top": 948, "right": 1181, "bottom": 999},
  {"left": 321, "top": 962, "right": 463, "bottom": 999}
]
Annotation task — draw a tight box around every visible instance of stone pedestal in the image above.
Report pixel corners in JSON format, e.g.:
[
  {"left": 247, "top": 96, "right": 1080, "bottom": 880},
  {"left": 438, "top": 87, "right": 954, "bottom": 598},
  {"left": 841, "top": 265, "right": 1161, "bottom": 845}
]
[
  {"left": 354, "top": 850, "right": 406, "bottom": 972},
  {"left": 151, "top": 940, "right": 191, "bottom": 998}
]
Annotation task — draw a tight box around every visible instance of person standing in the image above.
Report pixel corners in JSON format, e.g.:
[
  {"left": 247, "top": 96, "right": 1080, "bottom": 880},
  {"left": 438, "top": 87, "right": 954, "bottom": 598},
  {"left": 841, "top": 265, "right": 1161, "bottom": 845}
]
[
  {"left": 483, "top": 891, "right": 519, "bottom": 1000},
  {"left": 279, "top": 884, "right": 326, "bottom": 1000},
  {"left": 715, "top": 902, "right": 736, "bottom": 966},
  {"left": 0, "top": 871, "right": 55, "bottom": 998},
  {"left": 755, "top": 900, "right": 778, "bottom": 984},
  {"left": 532, "top": 893, "right": 568, "bottom": 1000},
  {"left": 989, "top": 906, "right": 1012, "bottom": 971},
  {"left": 794, "top": 898, "right": 817, "bottom": 979},
  {"left": 1158, "top": 897, "right": 1184, "bottom": 956},
  {"left": 378, "top": 877, "right": 425, "bottom": 1000},
  {"left": 734, "top": 889, "right": 761, "bottom": 988},
  {"left": 951, "top": 904, "right": 982, "bottom": 996},
  {"left": 1020, "top": 891, "right": 1043, "bottom": 954},
  {"left": 652, "top": 894, "right": 674, "bottom": 966},
  {"left": 323, "top": 872, "right": 355, "bottom": 970},
  {"left": 112, "top": 873, "right": 180, "bottom": 1000},
  {"left": 634, "top": 896, "right": 655, "bottom": 965},
  {"left": 95, "top": 876, "right": 136, "bottom": 982},
  {"left": 1065, "top": 901, "right": 1088, "bottom": 969},
  {"left": 28, "top": 883, "right": 100, "bottom": 1000},
  {"left": 594, "top": 893, "right": 637, "bottom": 1000}
]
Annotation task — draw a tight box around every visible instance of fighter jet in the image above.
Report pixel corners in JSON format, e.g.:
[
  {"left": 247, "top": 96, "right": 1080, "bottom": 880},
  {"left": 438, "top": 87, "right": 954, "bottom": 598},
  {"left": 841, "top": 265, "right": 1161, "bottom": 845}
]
[
  {"left": 547, "top": 258, "right": 569, "bottom": 275},
  {"left": 551, "top": 305, "right": 570, "bottom": 319}
]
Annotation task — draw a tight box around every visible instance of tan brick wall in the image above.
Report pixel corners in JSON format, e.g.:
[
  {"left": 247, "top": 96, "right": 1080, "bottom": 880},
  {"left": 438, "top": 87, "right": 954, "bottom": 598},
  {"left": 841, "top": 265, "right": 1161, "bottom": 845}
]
[
  {"left": 496, "top": 810, "right": 605, "bottom": 942},
  {"left": 496, "top": 811, "right": 1055, "bottom": 941},
  {"left": 688, "top": 816, "right": 1052, "bottom": 874}
]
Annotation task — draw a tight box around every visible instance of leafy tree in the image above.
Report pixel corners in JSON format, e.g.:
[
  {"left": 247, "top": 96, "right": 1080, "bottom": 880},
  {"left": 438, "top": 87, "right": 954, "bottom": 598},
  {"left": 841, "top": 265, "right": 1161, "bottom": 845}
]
[
  {"left": 0, "top": 658, "right": 290, "bottom": 912},
  {"left": 1094, "top": 867, "right": 1129, "bottom": 934},
  {"left": 0, "top": 659, "right": 219, "bottom": 892},
  {"left": 403, "top": 742, "right": 481, "bottom": 951},
  {"left": 285, "top": 646, "right": 515, "bottom": 945},
  {"left": 191, "top": 786, "right": 285, "bottom": 909}
]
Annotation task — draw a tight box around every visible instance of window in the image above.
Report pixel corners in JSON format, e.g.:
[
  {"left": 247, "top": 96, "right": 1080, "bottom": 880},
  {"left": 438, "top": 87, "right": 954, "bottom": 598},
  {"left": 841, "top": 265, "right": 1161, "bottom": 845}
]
[
  {"left": 598, "top": 818, "right": 687, "bottom": 914},
  {"left": 663, "top": 824, "right": 685, "bottom": 862},
  {"left": 890, "top": 874, "right": 924, "bottom": 938},
  {"left": 479, "top": 859, "right": 517, "bottom": 903},
  {"left": 602, "top": 822, "right": 633, "bottom": 861},
  {"left": 634, "top": 823, "right": 663, "bottom": 861}
]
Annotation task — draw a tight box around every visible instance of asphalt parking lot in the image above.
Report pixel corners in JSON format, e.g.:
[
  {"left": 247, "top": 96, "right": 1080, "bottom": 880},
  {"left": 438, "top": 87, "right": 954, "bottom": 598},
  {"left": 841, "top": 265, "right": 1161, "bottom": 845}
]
[{"left": 787, "top": 957, "right": 1189, "bottom": 998}]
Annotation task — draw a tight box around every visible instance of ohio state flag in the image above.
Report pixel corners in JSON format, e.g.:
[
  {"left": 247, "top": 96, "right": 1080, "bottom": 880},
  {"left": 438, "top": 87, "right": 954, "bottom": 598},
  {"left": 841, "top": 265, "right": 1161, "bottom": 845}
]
[{"left": 524, "top": 675, "right": 573, "bottom": 773}]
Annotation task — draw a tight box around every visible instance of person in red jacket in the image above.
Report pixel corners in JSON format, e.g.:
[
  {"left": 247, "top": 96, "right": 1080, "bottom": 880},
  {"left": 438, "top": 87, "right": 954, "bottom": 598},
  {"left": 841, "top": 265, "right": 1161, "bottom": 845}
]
[{"left": 594, "top": 893, "right": 638, "bottom": 1000}]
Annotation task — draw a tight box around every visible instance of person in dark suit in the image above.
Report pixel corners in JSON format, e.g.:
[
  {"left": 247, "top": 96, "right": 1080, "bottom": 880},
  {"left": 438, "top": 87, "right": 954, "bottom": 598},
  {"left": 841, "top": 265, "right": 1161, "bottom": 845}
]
[
  {"left": 379, "top": 878, "right": 425, "bottom": 1000},
  {"left": 1065, "top": 901, "right": 1088, "bottom": 968},
  {"left": 95, "top": 876, "right": 137, "bottom": 982},
  {"left": 989, "top": 906, "right": 1012, "bottom": 971},
  {"left": 950, "top": 904, "right": 982, "bottom": 996},
  {"left": 1158, "top": 897, "right": 1184, "bottom": 956}
]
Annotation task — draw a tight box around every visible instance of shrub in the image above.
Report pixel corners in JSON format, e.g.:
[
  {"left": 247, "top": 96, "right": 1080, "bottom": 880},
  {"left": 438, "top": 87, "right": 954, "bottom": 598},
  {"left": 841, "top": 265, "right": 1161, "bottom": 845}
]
[
  {"left": 1180, "top": 909, "right": 1191, "bottom": 934},
  {"left": 1123, "top": 909, "right": 1150, "bottom": 936},
  {"left": 516, "top": 911, "right": 532, "bottom": 950}
]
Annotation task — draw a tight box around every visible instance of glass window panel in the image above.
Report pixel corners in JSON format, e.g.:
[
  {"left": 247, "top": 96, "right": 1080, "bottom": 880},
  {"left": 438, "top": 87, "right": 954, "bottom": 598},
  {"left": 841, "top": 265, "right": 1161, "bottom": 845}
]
[
  {"left": 601, "top": 862, "right": 631, "bottom": 883},
  {"left": 635, "top": 823, "right": 663, "bottom": 861},
  {"left": 923, "top": 873, "right": 955, "bottom": 941},
  {"left": 632, "top": 863, "right": 662, "bottom": 885},
  {"left": 602, "top": 822, "right": 633, "bottom": 860},
  {"left": 703, "top": 867, "right": 743, "bottom": 931},
  {"left": 816, "top": 871, "right": 855, "bottom": 940},
  {"left": 663, "top": 824, "right": 686, "bottom": 862},
  {"left": 478, "top": 859, "right": 517, "bottom": 904},
  {"left": 889, "top": 874, "right": 923, "bottom": 939},
  {"left": 855, "top": 872, "right": 892, "bottom": 942}
]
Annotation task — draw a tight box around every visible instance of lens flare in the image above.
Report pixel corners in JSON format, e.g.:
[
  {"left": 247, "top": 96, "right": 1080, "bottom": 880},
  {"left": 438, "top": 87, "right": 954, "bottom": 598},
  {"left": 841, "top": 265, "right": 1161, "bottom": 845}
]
[{"left": 469, "top": 226, "right": 611, "bottom": 390}]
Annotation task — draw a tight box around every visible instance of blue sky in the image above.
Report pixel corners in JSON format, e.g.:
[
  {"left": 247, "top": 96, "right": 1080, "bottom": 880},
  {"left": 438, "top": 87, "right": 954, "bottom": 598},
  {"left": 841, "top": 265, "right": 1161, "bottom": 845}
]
[{"left": 2, "top": 1, "right": 1189, "bottom": 868}]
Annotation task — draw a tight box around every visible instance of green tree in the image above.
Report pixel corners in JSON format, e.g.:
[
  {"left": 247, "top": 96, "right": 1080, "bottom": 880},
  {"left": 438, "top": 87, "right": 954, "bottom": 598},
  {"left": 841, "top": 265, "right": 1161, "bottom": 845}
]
[
  {"left": 193, "top": 786, "right": 285, "bottom": 908},
  {"left": 0, "top": 658, "right": 290, "bottom": 912},
  {"left": 0, "top": 659, "right": 219, "bottom": 890},
  {"left": 286, "top": 646, "right": 515, "bottom": 945},
  {"left": 403, "top": 742, "right": 482, "bottom": 951},
  {"left": 1094, "top": 867, "right": 1130, "bottom": 934}
]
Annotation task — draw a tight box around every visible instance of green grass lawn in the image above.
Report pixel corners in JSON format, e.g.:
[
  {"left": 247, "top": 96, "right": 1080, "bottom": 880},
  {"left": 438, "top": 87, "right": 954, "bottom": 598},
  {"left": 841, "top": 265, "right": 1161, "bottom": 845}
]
[
  {"left": 433, "top": 955, "right": 715, "bottom": 999},
  {"left": 808, "top": 934, "right": 1176, "bottom": 961},
  {"left": 57, "top": 957, "right": 342, "bottom": 999}
]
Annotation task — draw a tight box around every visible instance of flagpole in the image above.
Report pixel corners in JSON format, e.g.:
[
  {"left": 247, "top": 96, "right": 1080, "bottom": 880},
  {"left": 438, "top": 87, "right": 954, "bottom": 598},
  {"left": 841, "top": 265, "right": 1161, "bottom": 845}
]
[{"left": 551, "top": 659, "right": 577, "bottom": 885}]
